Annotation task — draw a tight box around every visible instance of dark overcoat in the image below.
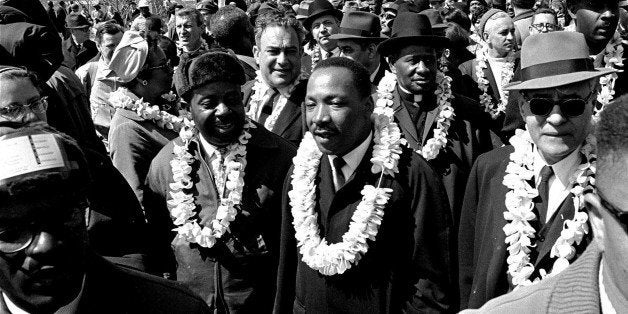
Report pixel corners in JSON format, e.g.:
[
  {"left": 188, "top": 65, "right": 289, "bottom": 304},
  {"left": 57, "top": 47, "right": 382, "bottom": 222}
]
[
  {"left": 274, "top": 144, "right": 456, "bottom": 313},
  {"left": 143, "top": 124, "right": 296, "bottom": 313}
]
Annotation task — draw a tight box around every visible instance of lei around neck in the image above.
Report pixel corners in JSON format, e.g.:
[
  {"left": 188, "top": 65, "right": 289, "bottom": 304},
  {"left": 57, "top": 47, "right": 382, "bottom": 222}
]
[
  {"left": 245, "top": 70, "right": 302, "bottom": 131},
  {"left": 168, "top": 118, "right": 255, "bottom": 248},
  {"left": 475, "top": 45, "right": 515, "bottom": 119},
  {"left": 288, "top": 88, "right": 406, "bottom": 276}
]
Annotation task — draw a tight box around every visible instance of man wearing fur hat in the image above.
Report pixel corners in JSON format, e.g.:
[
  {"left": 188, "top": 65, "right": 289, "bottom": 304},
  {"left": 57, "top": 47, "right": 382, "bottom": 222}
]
[
  {"left": 242, "top": 11, "right": 308, "bottom": 146},
  {"left": 377, "top": 12, "right": 495, "bottom": 224},
  {"left": 301, "top": 0, "right": 343, "bottom": 76},
  {"left": 458, "top": 31, "right": 614, "bottom": 309},
  {"left": 459, "top": 9, "right": 520, "bottom": 131},
  {"left": 143, "top": 51, "right": 296, "bottom": 312}
]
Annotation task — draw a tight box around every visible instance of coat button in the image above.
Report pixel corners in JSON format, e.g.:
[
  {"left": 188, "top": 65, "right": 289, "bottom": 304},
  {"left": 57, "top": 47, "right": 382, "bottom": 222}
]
[{"left": 539, "top": 236, "right": 545, "bottom": 242}]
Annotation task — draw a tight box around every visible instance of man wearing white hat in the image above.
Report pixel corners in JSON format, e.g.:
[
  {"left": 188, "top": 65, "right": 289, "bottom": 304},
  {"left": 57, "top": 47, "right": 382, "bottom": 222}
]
[
  {"left": 458, "top": 31, "right": 615, "bottom": 309},
  {"left": 131, "top": 0, "right": 153, "bottom": 32}
]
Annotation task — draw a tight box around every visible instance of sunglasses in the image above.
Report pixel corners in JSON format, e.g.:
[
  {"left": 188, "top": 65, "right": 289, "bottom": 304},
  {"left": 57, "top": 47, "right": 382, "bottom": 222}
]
[
  {"left": 526, "top": 91, "right": 594, "bottom": 118},
  {"left": 597, "top": 189, "right": 628, "bottom": 230}
]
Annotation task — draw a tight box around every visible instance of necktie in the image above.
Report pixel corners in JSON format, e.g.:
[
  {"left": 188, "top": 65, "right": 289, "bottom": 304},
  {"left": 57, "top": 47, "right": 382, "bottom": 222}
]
[
  {"left": 258, "top": 88, "right": 278, "bottom": 126},
  {"left": 536, "top": 165, "right": 554, "bottom": 223},
  {"left": 332, "top": 157, "right": 346, "bottom": 191}
]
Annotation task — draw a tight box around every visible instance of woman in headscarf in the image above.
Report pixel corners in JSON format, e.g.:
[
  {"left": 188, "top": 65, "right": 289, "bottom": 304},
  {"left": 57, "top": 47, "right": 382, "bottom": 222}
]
[{"left": 107, "top": 30, "right": 183, "bottom": 207}]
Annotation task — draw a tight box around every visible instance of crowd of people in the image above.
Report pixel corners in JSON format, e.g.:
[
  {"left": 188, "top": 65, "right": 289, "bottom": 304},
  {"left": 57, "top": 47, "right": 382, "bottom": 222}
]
[{"left": 0, "top": 0, "right": 627, "bottom": 312}]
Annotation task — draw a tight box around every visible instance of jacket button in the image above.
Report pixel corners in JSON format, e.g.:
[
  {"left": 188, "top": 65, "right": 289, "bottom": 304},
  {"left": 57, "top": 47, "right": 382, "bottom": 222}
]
[{"left": 539, "top": 236, "right": 545, "bottom": 242}]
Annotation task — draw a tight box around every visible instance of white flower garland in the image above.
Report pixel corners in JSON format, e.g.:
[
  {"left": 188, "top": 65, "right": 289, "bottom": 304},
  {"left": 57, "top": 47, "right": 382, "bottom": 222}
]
[
  {"left": 375, "top": 66, "right": 455, "bottom": 161},
  {"left": 288, "top": 91, "right": 405, "bottom": 276},
  {"left": 167, "top": 118, "right": 255, "bottom": 248},
  {"left": 594, "top": 30, "right": 624, "bottom": 114},
  {"left": 502, "top": 129, "right": 594, "bottom": 288},
  {"left": 474, "top": 45, "right": 515, "bottom": 119},
  {"left": 245, "top": 70, "right": 301, "bottom": 131},
  {"left": 108, "top": 87, "right": 189, "bottom": 132}
]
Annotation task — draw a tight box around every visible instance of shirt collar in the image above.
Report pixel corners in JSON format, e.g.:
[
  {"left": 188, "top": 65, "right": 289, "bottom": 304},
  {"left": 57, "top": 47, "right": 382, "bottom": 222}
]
[
  {"left": 199, "top": 132, "right": 219, "bottom": 158},
  {"left": 3, "top": 275, "right": 85, "bottom": 314},
  {"left": 533, "top": 145, "right": 582, "bottom": 186},
  {"left": 328, "top": 132, "right": 372, "bottom": 179},
  {"left": 320, "top": 47, "right": 339, "bottom": 60},
  {"left": 370, "top": 63, "right": 381, "bottom": 83}
]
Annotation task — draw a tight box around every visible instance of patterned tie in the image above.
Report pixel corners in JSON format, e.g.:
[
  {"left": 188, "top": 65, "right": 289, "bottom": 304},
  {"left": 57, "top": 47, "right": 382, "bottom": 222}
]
[
  {"left": 536, "top": 165, "right": 554, "bottom": 223},
  {"left": 258, "top": 88, "right": 278, "bottom": 126},
  {"left": 332, "top": 156, "right": 346, "bottom": 191}
]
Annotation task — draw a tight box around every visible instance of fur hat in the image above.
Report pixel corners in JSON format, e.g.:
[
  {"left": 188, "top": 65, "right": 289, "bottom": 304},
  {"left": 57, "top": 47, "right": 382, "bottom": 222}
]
[{"left": 174, "top": 51, "right": 245, "bottom": 100}]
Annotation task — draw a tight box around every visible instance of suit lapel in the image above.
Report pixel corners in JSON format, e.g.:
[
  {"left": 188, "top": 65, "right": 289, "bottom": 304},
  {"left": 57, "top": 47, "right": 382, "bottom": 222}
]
[
  {"left": 272, "top": 81, "right": 306, "bottom": 136},
  {"left": 392, "top": 90, "right": 420, "bottom": 149},
  {"left": 422, "top": 105, "right": 440, "bottom": 145},
  {"left": 534, "top": 194, "right": 575, "bottom": 269},
  {"left": 484, "top": 61, "right": 501, "bottom": 100}
]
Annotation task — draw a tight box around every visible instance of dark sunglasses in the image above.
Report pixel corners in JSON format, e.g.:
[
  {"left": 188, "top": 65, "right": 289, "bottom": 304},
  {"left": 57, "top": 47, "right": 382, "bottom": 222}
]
[
  {"left": 527, "top": 91, "right": 594, "bottom": 118},
  {"left": 597, "top": 188, "right": 628, "bottom": 229}
]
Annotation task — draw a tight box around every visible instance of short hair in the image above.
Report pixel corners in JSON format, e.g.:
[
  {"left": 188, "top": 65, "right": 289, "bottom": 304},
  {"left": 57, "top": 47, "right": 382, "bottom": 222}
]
[
  {"left": 145, "top": 16, "right": 164, "bottom": 33},
  {"left": 95, "top": 22, "right": 123, "bottom": 45},
  {"left": 210, "top": 6, "right": 254, "bottom": 54},
  {"left": 532, "top": 7, "right": 558, "bottom": 24},
  {"left": 471, "top": 5, "right": 490, "bottom": 24},
  {"left": 312, "top": 57, "right": 371, "bottom": 100},
  {"left": 596, "top": 95, "right": 628, "bottom": 172},
  {"left": 511, "top": 0, "right": 535, "bottom": 10},
  {"left": 445, "top": 22, "right": 471, "bottom": 51},
  {"left": 175, "top": 7, "right": 203, "bottom": 27},
  {"left": 0, "top": 67, "right": 40, "bottom": 89},
  {"left": 254, "top": 10, "right": 304, "bottom": 48}
]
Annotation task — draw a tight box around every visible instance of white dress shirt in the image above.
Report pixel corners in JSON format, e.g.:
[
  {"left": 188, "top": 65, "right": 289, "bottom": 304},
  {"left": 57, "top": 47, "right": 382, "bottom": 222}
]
[
  {"left": 320, "top": 47, "right": 339, "bottom": 60},
  {"left": 328, "top": 133, "right": 372, "bottom": 191},
  {"left": 199, "top": 133, "right": 229, "bottom": 195},
  {"left": 533, "top": 146, "right": 583, "bottom": 222},
  {"left": 486, "top": 56, "right": 510, "bottom": 103}
]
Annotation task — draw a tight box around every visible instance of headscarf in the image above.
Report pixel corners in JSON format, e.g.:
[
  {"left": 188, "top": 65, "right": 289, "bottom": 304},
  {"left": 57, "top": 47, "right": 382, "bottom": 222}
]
[{"left": 107, "top": 31, "right": 148, "bottom": 83}]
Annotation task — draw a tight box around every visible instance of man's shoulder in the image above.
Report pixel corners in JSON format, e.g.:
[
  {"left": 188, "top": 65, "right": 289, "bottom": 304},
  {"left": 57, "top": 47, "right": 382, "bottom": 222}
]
[
  {"left": 475, "top": 145, "right": 513, "bottom": 170},
  {"left": 249, "top": 122, "right": 297, "bottom": 155}
]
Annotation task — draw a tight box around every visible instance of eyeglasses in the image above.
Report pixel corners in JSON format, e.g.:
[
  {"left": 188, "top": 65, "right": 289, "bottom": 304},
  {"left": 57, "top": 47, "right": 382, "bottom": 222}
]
[
  {"left": 526, "top": 91, "right": 594, "bottom": 118},
  {"left": 530, "top": 23, "right": 560, "bottom": 32},
  {"left": 0, "top": 96, "right": 48, "bottom": 120},
  {"left": 597, "top": 188, "right": 628, "bottom": 230}
]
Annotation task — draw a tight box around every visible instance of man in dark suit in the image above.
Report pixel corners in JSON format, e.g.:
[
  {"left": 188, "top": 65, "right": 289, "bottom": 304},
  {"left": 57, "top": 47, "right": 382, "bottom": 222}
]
[
  {"left": 144, "top": 51, "right": 296, "bottom": 312},
  {"left": 62, "top": 13, "right": 97, "bottom": 70},
  {"left": 300, "top": 0, "right": 343, "bottom": 76},
  {"left": 458, "top": 31, "right": 615, "bottom": 309},
  {"left": 331, "top": 11, "right": 389, "bottom": 88},
  {"left": 0, "top": 125, "right": 210, "bottom": 314},
  {"left": 274, "top": 57, "right": 455, "bottom": 313},
  {"left": 377, "top": 12, "right": 496, "bottom": 224},
  {"left": 243, "top": 11, "right": 307, "bottom": 146}
]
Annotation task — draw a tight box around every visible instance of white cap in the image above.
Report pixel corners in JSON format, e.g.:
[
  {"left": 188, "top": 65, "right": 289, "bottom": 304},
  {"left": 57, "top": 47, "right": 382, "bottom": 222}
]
[{"left": 138, "top": 0, "right": 150, "bottom": 7}]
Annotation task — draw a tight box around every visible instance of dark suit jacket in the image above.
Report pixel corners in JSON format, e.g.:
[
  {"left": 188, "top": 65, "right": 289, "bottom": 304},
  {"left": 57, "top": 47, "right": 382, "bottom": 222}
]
[
  {"left": 274, "top": 144, "right": 455, "bottom": 313},
  {"left": 242, "top": 79, "right": 307, "bottom": 146},
  {"left": 391, "top": 89, "right": 496, "bottom": 226},
  {"left": 144, "top": 124, "right": 296, "bottom": 313},
  {"left": 62, "top": 37, "right": 97, "bottom": 70},
  {"left": 371, "top": 61, "right": 389, "bottom": 87},
  {"left": 0, "top": 252, "right": 210, "bottom": 314},
  {"left": 458, "top": 146, "right": 591, "bottom": 310}
]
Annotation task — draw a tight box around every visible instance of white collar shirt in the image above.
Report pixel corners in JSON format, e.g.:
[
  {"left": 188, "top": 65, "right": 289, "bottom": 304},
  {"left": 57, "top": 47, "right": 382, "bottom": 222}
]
[{"left": 328, "top": 133, "right": 372, "bottom": 191}]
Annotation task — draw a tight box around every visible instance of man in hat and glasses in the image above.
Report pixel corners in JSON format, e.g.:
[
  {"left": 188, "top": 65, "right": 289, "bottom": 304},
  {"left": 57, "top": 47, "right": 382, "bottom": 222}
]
[
  {"left": 143, "top": 51, "right": 296, "bottom": 312},
  {"left": 274, "top": 56, "right": 454, "bottom": 313},
  {"left": 458, "top": 31, "right": 615, "bottom": 309},
  {"left": 377, "top": 12, "right": 495, "bottom": 224},
  {"left": 331, "top": 11, "right": 389, "bottom": 87},
  {"left": 242, "top": 11, "right": 308, "bottom": 146},
  {"left": 380, "top": 2, "right": 398, "bottom": 37},
  {"left": 63, "top": 13, "right": 97, "bottom": 70},
  {"left": 301, "top": 0, "right": 343, "bottom": 76}
]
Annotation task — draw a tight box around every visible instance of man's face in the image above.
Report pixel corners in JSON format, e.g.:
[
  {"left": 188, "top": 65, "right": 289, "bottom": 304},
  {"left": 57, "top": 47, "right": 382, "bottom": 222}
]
[
  {"left": 470, "top": 0, "right": 484, "bottom": 15},
  {"left": 520, "top": 80, "right": 594, "bottom": 164},
  {"left": 529, "top": 13, "right": 560, "bottom": 34},
  {"left": 98, "top": 31, "right": 123, "bottom": 63},
  {"left": 572, "top": 0, "right": 619, "bottom": 50},
  {"left": 380, "top": 10, "right": 396, "bottom": 36},
  {"left": 311, "top": 15, "right": 340, "bottom": 52},
  {"left": 141, "top": 47, "right": 174, "bottom": 105},
  {"left": 70, "top": 28, "right": 90, "bottom": 45},
  {"left": 305, "top": 67, "right": 373, "bottom": 156},
  {"left": 338, "top": 40, "right": 374, "bottom": 69},
  {"left": 0, "top": 77, "right": 46, "bottom": 124},
  {"left": 176, "top": 15, "right": 203, "bottom": 50},
  {"left": 391, "top": 45, "right": 438, "bottom": 95},
  {"left": 254, "top": 26, "right": 302, "bottom": 89},
  {"left": 0, "top": 191, "right": 88, "bottom": 313},
  {"left": 484, "top": 17, "right": 515, "bottom": 57},
  {"left": 190, "top": 81, "right": 245, "bottom": 147},
  {"left": 199, "top": 10, "right": 212, "bottom": 28}
]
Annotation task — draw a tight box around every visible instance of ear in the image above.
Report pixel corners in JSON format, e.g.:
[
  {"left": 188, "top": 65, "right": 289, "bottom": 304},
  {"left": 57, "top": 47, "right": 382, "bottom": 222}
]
[
  {"left": 252, "top": 45, "right": 260, "bottom": 65},
  {"left": 368, "top": 43, "right": 377, "bottom": 60},
  {"left": 518, "top": 93, "right": 527, "bottom": 119},
  {"left": 482, "top": 31, "right": 490, "bottom": 42},
  {"left": 585, "top": 193, "right": 606, "bottom": 251}
]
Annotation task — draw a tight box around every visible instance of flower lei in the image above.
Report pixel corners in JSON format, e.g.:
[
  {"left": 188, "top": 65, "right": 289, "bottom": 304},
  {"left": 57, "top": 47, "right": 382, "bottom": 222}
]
[
  {"left": 502, "top": 129, "right": 594, "bottom": 288},
  {"left": 310, "top": 43, "right": 321, "bottom": 72},
  {"left": 375, "top": 64, "right": 455, "bottom": 161},
  {"left": 245, "top": 70, "right": 302, "bottom": 131},
  {"left": 167, "top": 118, "right": 254, "bottom": 248},
  {"left": 594, "top": 30, "right": 624, "bottom": 114},
  {"left": 475, "top": 45, "right": 515, "bottom": 119},
  {"left": 288, "top": 91, "right": 405, "bottom": 276},
  {"left": 108, "top": 87, "right": 188, "bottom": 132}
]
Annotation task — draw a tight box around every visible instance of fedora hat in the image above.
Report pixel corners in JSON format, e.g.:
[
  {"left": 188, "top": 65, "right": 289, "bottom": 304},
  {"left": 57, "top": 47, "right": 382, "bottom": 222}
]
[
  {"left": 377, "top": 12, "right": 449, "bottom": 56},
  {"left": 504, "top": 31, "right": 616, "bottom": 91},
  {"left": 303, "top": 0, "right": 343, "bottom": 30},
  {"left": 329, "top": 11, "right": 385, "bottom": 41},
  {"left": 66, "top": 13, "right": 91, "bottom": 29},
  {"left": 296, "top": 1, "right": 312, "bottom": 20}
]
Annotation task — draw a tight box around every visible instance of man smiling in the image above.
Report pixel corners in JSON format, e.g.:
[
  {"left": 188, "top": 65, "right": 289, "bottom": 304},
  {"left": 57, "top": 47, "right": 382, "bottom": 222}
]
[
  {"left": 458, "top": 31, "right": 615, "bottom": 309},
  {"left": 144, "top": 51, "right": 296, "bottom": 312},
  {"left": 174, "top": 8, "right": 210, "bottom": 56}
]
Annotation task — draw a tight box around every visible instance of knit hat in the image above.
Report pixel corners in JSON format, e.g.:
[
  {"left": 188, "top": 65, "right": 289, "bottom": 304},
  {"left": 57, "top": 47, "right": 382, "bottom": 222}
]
[
  {"left": 174, "top": 51, "right": 245, "bottom": 100},
  {"left": 477, "top": 8, "right": 505, "bottom": 35}
]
